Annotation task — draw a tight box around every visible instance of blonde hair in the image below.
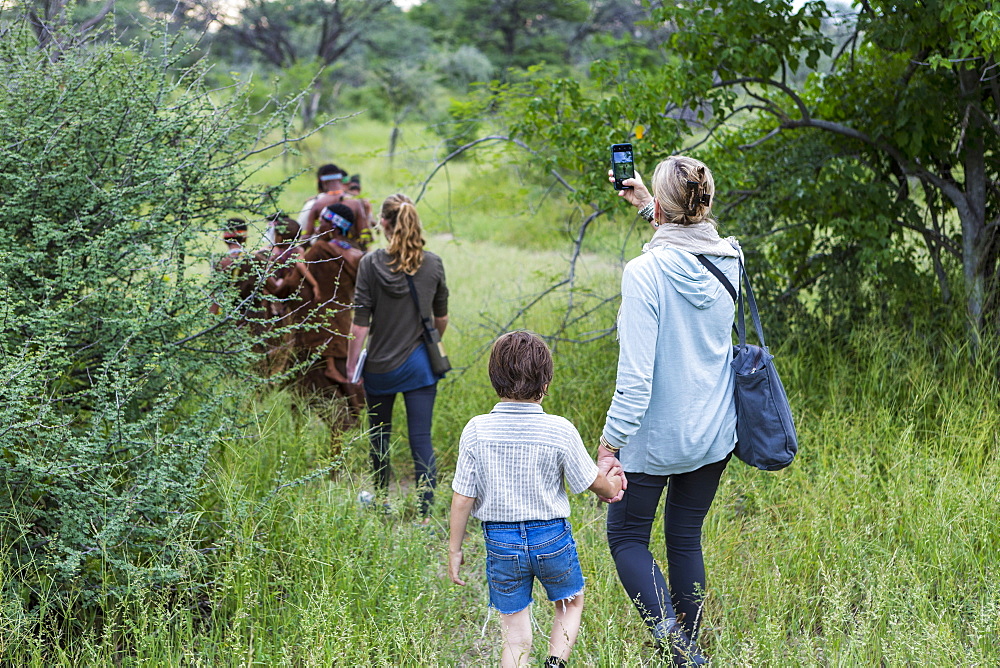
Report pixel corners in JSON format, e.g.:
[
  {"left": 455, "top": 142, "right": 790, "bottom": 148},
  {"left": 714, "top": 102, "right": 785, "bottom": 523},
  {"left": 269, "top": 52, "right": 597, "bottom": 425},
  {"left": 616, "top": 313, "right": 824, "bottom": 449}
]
[
  {"left": 380, "top": 193, "right": 425, "bottom": 275},
  {"left": 650, "top": 156, "right": 716, "bottom": 226}
]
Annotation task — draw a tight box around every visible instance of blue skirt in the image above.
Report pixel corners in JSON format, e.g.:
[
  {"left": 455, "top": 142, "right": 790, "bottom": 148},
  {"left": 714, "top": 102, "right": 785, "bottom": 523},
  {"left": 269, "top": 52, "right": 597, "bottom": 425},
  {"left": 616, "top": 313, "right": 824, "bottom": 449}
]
[{"left": 363, "top": 343, "right": 438, "bottom": 395}]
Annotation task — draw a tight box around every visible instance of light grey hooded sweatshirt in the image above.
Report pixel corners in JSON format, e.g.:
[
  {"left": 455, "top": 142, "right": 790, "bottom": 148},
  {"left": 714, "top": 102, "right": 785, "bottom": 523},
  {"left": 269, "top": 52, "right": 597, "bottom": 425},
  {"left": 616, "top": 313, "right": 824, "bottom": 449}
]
[{"left": 602, "top": 224, "right": 740, "bottom": 475}]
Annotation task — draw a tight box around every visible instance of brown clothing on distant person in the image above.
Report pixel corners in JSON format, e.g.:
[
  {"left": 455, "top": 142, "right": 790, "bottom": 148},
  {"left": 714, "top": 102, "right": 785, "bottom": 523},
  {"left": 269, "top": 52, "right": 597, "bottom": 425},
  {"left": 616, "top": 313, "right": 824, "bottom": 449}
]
[
  {"left": 262, "top": 244, "right": 305, "bottom": 318},
  {"left": 283, "top": 233, "right": 366, "bottom": 422},
  {"left": 212, "top": 249, "right": 266, "bottom": 326},
  {"left": 285, "top": 236, "right": 363, "bottom": 359}
]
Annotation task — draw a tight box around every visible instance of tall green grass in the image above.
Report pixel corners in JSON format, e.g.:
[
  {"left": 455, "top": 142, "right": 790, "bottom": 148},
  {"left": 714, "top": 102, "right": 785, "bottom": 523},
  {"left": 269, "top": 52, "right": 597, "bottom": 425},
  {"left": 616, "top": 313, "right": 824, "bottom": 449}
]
[
  {"left": 6, "top": 233, "right": 998, "bottom": 665},
  {"left": 4, "top": 120, "right": 999, "bottom": 665}
]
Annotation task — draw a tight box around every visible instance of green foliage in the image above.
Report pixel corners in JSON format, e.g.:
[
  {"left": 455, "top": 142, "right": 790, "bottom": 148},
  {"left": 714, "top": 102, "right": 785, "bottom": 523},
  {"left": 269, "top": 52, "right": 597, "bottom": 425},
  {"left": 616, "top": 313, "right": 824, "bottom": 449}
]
[
  {"left": 458, "top": 0, "right": 1000, "bottom": 343},
  {"left": 409, "top": 0, "right": 590, "bottom": 71},
  {"left": 660, "top": 0, "right": 998, "bottom": 333},
  {"left": 429, "top": 44, "right": 495, "bottom": 91},
  {"left": 4, "top": 234, "right": 999, "bottom": 663},
  {"left": 0, "top": 25, "right": 289, "bottom": 607}
]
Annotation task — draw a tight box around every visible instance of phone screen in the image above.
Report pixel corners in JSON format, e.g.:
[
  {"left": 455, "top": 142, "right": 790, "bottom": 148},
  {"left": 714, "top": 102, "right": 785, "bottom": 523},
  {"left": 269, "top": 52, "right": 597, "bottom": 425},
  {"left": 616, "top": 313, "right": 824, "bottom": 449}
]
[{"left": 611, "top": 145, "right": 635, "bottom": 189}]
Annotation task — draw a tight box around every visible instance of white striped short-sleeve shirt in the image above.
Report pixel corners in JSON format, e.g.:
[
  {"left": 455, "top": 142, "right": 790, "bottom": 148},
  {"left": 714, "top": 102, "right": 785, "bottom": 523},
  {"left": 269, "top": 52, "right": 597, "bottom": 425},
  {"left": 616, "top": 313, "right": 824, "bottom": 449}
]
[{"left": 451, "top": 402, "right": 600, "bottom": 522}]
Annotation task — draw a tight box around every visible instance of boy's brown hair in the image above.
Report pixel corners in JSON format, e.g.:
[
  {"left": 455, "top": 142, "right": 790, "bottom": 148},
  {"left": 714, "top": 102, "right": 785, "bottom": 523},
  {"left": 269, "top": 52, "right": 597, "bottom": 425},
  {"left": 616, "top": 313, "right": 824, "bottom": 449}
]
[{"left": 488, "top": 330, "right": 553, "bottom": 401}]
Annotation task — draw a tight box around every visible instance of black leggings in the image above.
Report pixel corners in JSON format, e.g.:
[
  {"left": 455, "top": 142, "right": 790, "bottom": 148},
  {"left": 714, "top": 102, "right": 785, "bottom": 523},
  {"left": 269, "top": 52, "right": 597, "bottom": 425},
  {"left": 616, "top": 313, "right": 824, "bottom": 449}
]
[
  {"left": 366, "top": 384, "right": 438, "bottom": 515},
  {"left": 606, "top": 455, "right": 730, "bottom": 639}
]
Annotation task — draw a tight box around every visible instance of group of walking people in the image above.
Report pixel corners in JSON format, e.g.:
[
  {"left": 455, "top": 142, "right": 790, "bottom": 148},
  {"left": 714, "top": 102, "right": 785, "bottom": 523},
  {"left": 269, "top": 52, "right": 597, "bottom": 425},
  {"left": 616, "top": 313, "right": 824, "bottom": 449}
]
[
  {"left": 212, "top": 163, "right": 449, "bottom": 521},
  {"left": 449, "top": 155, "right": 740, "bottom": 667},
  {"left": 216, "top": 152, "right": 744, "bottom": 666}
]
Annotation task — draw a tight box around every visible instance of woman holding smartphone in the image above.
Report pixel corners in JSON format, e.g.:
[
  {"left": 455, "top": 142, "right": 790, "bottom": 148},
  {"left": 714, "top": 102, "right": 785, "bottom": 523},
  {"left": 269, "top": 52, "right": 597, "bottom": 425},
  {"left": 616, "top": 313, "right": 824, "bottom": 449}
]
[
  {"left": 599, "top": 156, "right": 740, "bottom": 666},
  {"left": 347, "top": 194, "right": 449, "bottom": 521}
]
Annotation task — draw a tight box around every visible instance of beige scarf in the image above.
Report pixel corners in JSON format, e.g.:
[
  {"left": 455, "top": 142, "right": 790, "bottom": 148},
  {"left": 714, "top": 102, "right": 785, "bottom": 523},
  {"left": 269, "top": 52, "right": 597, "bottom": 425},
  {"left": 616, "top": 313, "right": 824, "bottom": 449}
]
[{"left": 644, "top": 222, "right": 741, "bottom": 258}]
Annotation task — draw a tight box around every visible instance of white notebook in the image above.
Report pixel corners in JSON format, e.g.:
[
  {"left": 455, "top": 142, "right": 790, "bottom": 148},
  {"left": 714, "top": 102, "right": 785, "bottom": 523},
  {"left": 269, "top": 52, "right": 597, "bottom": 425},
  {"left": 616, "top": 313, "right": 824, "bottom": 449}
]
[{"left": 351, "top": 349, "right": 367, "bottom": 384}]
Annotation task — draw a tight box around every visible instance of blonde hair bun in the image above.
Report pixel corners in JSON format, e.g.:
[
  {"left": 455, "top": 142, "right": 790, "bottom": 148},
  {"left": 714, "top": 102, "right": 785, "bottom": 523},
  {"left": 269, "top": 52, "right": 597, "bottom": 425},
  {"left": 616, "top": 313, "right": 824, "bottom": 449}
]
[{"left": 650, "top": 156, "right": 716, "bottom": 227}]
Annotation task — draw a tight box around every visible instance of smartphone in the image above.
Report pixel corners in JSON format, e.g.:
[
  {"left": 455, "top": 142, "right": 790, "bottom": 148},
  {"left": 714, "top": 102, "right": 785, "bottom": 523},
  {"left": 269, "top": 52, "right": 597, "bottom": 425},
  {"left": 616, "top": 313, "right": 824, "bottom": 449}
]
[{"left": 611, "top": 143, "right": 635, "bottom": 190}]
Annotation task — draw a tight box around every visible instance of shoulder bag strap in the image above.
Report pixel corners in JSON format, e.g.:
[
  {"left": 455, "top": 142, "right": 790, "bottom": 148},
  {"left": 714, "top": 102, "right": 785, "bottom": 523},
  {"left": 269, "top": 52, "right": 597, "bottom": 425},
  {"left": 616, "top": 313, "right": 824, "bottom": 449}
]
[
  {"left": 736, "top": 255, "right": 767, "bottom": 349},
  {"left": 696, "top": 254, "right": 737, "bottom": 301},
  {"left": 697, "top": 254, "right": 741, "bottom": 341},
  {"left": 404, "top": 274, "right": 435, "bottom": 337},
  {"left": 697, "top": 253, "right": 768, "bottom": 349}
]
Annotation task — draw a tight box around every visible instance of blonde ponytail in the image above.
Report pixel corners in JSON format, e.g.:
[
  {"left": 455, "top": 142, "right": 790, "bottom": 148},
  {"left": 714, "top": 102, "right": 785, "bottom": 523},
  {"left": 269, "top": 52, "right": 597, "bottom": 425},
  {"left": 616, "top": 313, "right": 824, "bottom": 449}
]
[{"left": 380, "top": 194, "right": 425, "bottom": 274}]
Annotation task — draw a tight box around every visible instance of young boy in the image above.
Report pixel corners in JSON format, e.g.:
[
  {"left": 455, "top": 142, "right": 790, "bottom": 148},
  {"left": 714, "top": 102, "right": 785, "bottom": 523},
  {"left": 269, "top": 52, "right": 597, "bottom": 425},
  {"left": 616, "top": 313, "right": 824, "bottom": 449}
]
[{"left": 448, "top": 331, "right": 624, "bottom": 668}]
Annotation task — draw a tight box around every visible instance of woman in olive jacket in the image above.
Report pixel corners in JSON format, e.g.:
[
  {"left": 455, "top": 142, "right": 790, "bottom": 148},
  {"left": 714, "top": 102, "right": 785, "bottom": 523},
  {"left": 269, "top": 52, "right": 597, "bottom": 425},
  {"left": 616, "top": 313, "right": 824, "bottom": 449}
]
[{"left": 347, "top": 194, "right": 448, "bottom": 519}]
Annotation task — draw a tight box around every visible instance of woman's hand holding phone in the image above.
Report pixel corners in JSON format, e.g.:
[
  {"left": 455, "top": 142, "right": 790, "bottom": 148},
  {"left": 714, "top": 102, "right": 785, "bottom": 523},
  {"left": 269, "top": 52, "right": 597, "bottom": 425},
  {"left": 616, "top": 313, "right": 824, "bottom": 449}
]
[{"left": 608, "top": 168, "right": 653, "bottom": 210}]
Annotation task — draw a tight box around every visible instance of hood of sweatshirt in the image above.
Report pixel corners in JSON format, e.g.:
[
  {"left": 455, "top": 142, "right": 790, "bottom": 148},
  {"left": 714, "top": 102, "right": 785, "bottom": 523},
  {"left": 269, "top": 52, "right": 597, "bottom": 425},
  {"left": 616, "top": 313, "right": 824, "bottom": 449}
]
[
  {"left": 368, "top": 249, "right": 412, "bottom": 297},
  {"left": 645, "top": 246, "right": 729, "bottom": 310}
]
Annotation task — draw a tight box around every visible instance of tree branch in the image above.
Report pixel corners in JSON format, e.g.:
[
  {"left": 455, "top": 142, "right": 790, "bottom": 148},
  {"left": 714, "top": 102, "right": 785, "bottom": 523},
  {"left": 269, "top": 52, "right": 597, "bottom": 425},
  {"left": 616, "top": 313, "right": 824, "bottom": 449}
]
[
  {"left": 831, "top": 22, "right": 860, "bottom": 70},
  {"left": 738, "top": 126, "right": 782, "bottom": 150},
  {"left": 414, "top": 135, "right": 576, "bottom": 203},
  {"left": 560, "top": 207, "right": 609, "bottom": 333},
  {"left": 77, "top": 0, "right": 115, "bottom": 35},
  {"left": 713, "top": 76, "right": 811, "bottom": 121}
]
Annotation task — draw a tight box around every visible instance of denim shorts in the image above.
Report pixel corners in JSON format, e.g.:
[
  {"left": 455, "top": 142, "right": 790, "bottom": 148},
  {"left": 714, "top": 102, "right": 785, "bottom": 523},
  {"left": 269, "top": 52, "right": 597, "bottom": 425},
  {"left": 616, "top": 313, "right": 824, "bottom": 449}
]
[{"left": 480, "top": 518, "right": 585, "bottom": 615}]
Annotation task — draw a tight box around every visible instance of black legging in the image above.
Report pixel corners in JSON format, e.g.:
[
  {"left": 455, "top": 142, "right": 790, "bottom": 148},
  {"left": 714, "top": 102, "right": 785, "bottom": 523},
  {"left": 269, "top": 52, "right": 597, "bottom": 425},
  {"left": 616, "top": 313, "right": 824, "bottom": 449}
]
[
  {"left": 606, "top": 455, "right": 730, "bottom": 639},
  {"left": 366, "top": 384, "right": 438, "bottom": 515}
]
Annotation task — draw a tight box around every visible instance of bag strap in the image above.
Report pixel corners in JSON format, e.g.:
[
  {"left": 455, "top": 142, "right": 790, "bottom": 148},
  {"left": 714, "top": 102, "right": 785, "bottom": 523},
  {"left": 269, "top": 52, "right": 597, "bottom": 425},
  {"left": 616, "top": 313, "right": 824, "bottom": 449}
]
[
  {"left": 696, "top": 254, "right": 737, "bottom": 301},
  {"left": 736, "top": 255, "right": 767, "bottom": 350},
  {"left": 697, "top": 253, "right": 767, "bottom": 350},
  {"left": 405, "top": 274, "right": 436, "bottom": 337}
]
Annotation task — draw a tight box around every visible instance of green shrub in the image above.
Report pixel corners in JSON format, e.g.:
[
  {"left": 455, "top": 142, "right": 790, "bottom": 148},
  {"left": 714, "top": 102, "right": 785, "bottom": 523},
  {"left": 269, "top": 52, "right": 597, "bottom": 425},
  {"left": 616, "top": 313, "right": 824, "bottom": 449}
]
[{"left": 0, "top": 23, "right": 289, "bottom": 609}]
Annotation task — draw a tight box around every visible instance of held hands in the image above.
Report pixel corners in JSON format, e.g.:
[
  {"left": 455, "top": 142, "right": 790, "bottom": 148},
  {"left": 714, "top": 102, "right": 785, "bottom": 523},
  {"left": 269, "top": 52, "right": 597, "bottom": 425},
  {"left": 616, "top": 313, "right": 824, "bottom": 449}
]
[
  {"left": 605, "top": 463, "right": 624, "bottom": 498},
  {"left": 607, "top": 168, "right": 653, "bottom": 210},
  {"left": 597, "top": 442, "right": 627, "bottom": 503},
  {"left": 449, "top": 549, "right": 466, "bottom": 586}
]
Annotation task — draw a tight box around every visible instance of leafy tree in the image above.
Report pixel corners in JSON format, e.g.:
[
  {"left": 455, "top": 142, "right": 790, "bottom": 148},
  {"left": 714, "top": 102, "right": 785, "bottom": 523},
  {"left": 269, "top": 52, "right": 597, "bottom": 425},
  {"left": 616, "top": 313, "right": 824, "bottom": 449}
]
[
  {"left": 410, "top": 0, "right": 590, "bottom": 70},
  {"left": 211, "top": 0, "right": 394, "bottom": 125},
  {"left": 10, "top": 0, "right": 220, "bottom": 67},
  {"left": 0, "top": 19, "right": 295, "bottom": 606},
  {"left": 652, "top": 0, "right": 999, "bottom": 337},
  {"left": 18, "top": 0, "right": 116, "bottom": 56},
  {"left": 430, "top": 44, "right": 495, "bottom": 90},
  {"left": 371, "top": 62, "right": 439, "bottom": 156},
  {"left": 218, "top": 0, "right": 391, "bottom": 69},
  {"left": 453, "top": 0, "right": 1000, "bottom": 346}
]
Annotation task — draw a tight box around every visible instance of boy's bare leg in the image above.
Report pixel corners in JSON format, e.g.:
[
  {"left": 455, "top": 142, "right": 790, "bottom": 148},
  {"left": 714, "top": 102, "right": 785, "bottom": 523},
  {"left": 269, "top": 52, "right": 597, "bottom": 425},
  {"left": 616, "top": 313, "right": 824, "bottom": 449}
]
[
  {"left": 548, "top": 593, "right": 585, "bottom": 661},
  {"left": 499, "top": 608, "right": 533, "bottom": 667}
]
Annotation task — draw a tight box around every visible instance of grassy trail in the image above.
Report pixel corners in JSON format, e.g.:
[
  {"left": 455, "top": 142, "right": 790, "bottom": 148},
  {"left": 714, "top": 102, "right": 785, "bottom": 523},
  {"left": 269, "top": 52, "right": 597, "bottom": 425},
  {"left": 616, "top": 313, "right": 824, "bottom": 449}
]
[
  {"left": 13, "top": 234, "right": 996, "bottom": 667},
  {"left": 5, "top": 119, "right": 999, "bottom": 666}
]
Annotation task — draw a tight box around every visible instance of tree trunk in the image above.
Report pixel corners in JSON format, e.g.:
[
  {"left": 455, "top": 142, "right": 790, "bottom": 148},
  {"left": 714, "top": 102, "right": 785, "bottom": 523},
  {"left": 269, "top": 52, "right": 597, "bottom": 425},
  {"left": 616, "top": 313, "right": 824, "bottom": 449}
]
[
  {"left": 301, "top": 88, "right": 321, "bottom": 129},
  {"left": 388, "top": 125, "right": 400, "bottom": 165},
  {"left": 957, "top": 67, "right": 991, "bottom": 336}
]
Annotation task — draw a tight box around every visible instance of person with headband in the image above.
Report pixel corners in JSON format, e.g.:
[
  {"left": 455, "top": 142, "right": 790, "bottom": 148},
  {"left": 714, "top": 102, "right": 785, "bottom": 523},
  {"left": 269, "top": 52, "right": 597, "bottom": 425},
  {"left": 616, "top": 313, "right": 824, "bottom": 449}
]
[
  {"left": 302, "top": 163, "right": 372, "bottom": 250},
  {"left": 345, "top": 174, "right": 373, "bottom": 227},
  {"left": 296, "top": 163, "right": 346, "bottom": 235},
  {"left": 258, "top": 214, "right": 314, "bottom": 375},
  {"left": 347, "top": 194, "right": 448, "bottom": 521},
  {"left": 598, "top": 155, "right": 741, "bottom": 665},
  {"left": 210, "top": 218, "right": 258, "bottom": 319},
  {"left": 283, "top": 203, "right": 365, "bottom": 425},
  {"left": 262, "top": 213, "right": 319, "bottom": 305}
]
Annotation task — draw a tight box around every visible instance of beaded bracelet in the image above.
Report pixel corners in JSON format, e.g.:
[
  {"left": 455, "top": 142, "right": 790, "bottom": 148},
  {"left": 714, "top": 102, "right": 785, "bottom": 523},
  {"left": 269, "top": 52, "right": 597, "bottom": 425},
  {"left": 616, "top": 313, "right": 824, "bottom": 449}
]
[{"left": 637, "top": 199, "right": 656, "bottom": 223}]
